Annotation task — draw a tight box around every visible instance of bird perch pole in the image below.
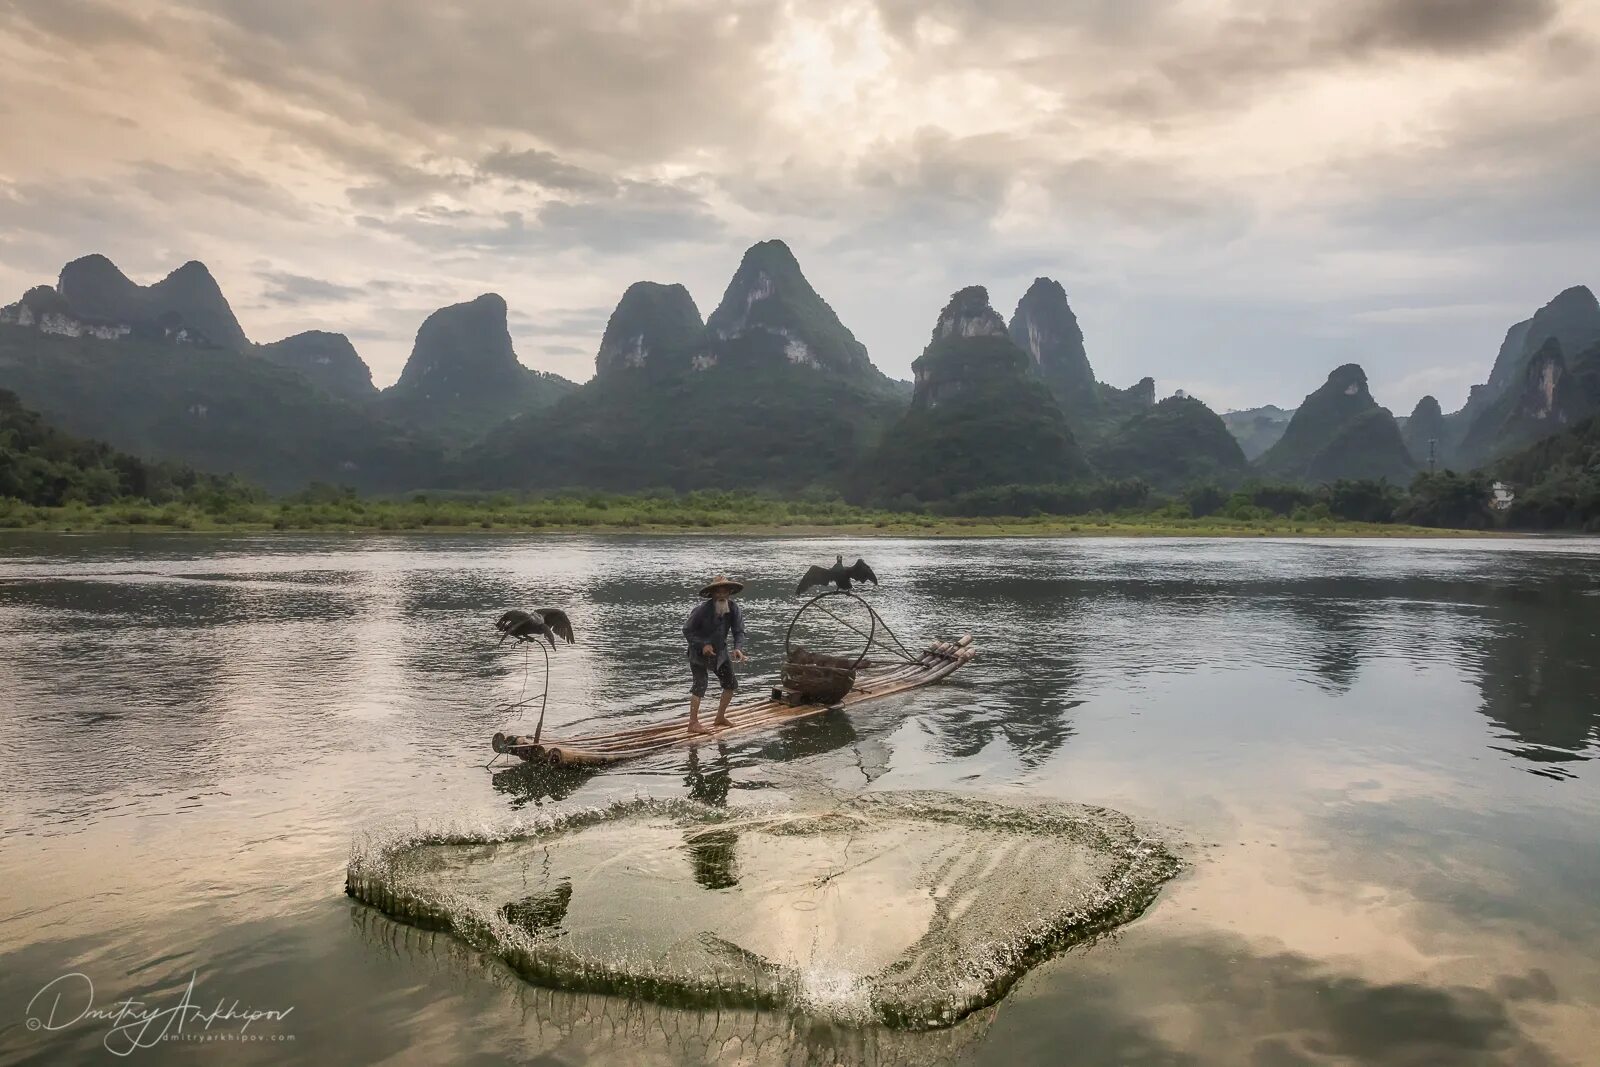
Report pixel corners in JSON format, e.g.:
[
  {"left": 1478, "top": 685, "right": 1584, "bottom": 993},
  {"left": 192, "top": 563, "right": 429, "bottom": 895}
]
[{"left": 532, "top": 640, "right": 551, "bottom": 745}]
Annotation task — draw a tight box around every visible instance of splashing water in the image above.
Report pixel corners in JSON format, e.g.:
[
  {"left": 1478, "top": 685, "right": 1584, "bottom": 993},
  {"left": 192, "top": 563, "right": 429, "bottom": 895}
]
[{"left": 346, "top": 791, "right": 1177, "bottom": 1029}]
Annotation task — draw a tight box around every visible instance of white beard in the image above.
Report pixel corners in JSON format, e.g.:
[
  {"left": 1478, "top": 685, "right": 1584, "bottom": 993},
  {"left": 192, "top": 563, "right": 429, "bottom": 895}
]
[{"left": 714, "top": 598, "right": 729, "bottom": 616}]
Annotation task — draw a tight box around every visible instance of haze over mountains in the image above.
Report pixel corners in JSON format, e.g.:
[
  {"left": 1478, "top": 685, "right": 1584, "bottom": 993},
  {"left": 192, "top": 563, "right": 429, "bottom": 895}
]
[{"left": 0, "top": 239, "right": 1594, "bottom": 499}]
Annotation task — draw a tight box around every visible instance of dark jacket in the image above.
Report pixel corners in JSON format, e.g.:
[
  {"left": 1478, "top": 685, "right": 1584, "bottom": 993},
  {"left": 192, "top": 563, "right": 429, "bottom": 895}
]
[{"left": 683, "top": 599, "right": 745, "bottom": 667}]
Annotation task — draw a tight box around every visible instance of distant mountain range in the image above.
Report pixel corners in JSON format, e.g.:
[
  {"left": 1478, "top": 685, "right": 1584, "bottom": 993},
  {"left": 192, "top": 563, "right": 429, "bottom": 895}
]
[
  {"left": 0, "top": 242, "right": 1593, "bottom": 499},
  {"left": 1220, "top": 405, "right": 1295, "bottom": 461}
]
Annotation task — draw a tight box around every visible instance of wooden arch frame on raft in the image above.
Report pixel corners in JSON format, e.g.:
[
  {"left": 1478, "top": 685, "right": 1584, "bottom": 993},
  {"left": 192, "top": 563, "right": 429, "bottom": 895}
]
[{"left": 784, "top": 589, "right": 878, "bottom": 671}]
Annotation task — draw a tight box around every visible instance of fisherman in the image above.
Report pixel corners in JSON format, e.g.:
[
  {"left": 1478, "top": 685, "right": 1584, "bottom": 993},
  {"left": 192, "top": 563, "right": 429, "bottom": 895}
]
[{"left": 683, "top": 574, "right": 747, "bottom": 735}]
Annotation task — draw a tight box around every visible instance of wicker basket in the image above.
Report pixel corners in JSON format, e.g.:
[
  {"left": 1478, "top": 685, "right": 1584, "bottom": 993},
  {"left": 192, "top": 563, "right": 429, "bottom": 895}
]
[{"left": 781, "top": 648, "right": 857, "bottom": 704}]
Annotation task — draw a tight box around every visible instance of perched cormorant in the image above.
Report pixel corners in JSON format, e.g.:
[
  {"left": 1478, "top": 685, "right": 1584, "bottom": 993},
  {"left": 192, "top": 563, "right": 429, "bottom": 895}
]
[
  {"left": 796, "top": 555, "right": 878, "bottom": 594},
  {"left": 495, "top": 608, "right": 576, "bottom": 648}
]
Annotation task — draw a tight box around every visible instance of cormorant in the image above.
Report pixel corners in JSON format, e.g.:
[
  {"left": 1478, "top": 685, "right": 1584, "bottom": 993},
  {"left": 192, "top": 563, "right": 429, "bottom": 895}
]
[
  {"left": 495, "top": 608, "right": 576, "bottom": 649},
  {"left": 796, "top": 555, "right": 878, "bottom": 594}
]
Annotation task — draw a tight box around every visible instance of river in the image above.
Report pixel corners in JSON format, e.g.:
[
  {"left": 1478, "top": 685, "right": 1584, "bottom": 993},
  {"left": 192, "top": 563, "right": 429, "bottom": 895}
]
[{"left": 1, "top": 534, "right": 1596, "bottom": 1065}]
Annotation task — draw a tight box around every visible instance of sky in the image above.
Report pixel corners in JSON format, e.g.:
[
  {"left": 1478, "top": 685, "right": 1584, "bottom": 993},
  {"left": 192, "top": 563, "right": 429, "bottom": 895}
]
[{"left": 0, "top": 0, "right": 1595, "bottom": 414}]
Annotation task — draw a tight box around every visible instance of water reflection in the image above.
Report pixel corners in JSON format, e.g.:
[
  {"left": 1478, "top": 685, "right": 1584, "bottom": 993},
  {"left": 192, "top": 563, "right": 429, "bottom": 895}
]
[
  {"left": 3, "top": 534, "right": 1599, "bottom": 1067},
  {"left": 502, "top": 879, "right": 573, "bottom": 938},
  {"left": 684, "top": 742, "right": 734, "bottom": 805},
  {"left": 490, "top": 762, "right": 598, "bottom": 807},
  {"left": 1472, "top": 581, "right": 1600, "bottom": 778},
  {"left": 681, "top": 744, "right": 742, "bottom": 889},
  {"left": 983, "top": 930, "right": 1555, "bottom": 1067}
]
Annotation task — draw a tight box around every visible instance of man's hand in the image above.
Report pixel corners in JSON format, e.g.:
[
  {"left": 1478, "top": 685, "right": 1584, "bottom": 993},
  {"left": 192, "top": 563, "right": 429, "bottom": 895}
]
[
  {"left": 702, "top": 643, "right": 715, "bottom": 657},
  {"left": 731, "top": 649, "right": 748, "bottom": 664}
]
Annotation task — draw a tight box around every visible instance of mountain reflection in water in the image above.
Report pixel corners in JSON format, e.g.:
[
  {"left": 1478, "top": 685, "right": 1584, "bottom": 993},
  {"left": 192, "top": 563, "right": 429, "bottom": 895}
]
[{"left": 1, "top": 533, "right": 1596, "bottom": 1066}]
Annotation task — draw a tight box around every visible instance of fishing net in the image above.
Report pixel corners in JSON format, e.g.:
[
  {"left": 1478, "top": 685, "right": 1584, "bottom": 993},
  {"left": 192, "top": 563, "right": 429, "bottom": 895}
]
[{"left": 346, "top": 791, "right": 1177, "bottom": 1030}]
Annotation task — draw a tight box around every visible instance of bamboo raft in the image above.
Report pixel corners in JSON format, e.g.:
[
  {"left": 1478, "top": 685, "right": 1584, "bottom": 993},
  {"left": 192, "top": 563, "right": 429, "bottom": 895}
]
[{"left": 493, "top": 634, "right": 975, "bottom": 767}]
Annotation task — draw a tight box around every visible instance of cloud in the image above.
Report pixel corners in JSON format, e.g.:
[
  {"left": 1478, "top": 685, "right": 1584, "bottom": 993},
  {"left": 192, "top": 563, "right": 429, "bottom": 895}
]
[
  {"left": 161, "top": 1, "right": 785, "bottom": 160},
  {"left": 345, "top": 165, "right": 476, "bottom": 209},
  {"left": 0, "top": 0, "right": 1595, "bottom": 405},
  {"left": 1334, "top": 0, "right": 1558, "bottom": 56},
  {"left": 257, "top": 271, "right": 365, "bottom": 304},
  {"left": 478, "top": 148, "right": 614, "bottom": 194},
  {"left": 512, "top": 307, "right": 611, "bottom": 335},
  {"left": 361, "top": 179, "right": 723, "bottom": 256}
]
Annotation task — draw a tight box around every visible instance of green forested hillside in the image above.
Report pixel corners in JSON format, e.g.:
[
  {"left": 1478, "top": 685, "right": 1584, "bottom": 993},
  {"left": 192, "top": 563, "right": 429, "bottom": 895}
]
[
  {"left": 1496, "top": 412, "right": 1600, "bottom": 530},
  {"left": 0, "top": 326, "right": 442, "bottom": 492},
  {"left": 1260, "top": 365, "right": 1416, "bottom": 484},
  {"left": 1092, "top": 396, "right": 1246, "bottom": 489},
  {"left": 1, "top": 388, "right": 249, "bottom": 505},
  {"left": 869, "top": 311, "right": 1088, "bottom": 502},
  {"left": 378, "top": 293, "right": 577, "bottom": 442},
  {"left": 461, "top": 357, "right": 905, "bottom": 492}
]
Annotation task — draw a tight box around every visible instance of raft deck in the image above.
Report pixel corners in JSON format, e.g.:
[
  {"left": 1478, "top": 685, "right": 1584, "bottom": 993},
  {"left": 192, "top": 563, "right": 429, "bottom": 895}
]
[{"left": 493, "top": 634, "right": 975, "bottom": 767}]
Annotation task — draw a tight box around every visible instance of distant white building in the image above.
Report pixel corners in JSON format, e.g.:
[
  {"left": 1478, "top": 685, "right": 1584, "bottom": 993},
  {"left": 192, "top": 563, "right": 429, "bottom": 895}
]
[{"left": 1491, "top": 481, "right": 1515, "bottom": 510}]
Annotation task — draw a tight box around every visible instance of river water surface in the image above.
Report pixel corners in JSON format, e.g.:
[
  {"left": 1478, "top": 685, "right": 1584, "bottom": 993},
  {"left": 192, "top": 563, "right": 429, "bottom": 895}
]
[{"left": 1, "top": 534, "right": 1597, "bottom": 1065}]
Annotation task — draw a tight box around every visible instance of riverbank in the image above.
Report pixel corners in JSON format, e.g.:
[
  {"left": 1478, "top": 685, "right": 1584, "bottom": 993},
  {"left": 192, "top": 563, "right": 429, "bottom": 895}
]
[{"left": 0, "top": 498, "right": 1495, "bottom": 538}]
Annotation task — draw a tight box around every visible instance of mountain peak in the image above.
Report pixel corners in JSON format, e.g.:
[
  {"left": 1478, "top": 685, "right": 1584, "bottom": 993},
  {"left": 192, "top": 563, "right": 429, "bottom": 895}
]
[
  {"left": 1402, "top": 395, "right": 1448, "bottom": 466},
  {"left": 596, "top": 281, "right": 703, "bottom": 375},
  {"left": 933, "top": 286, "right": 1007, "bottom": 341},
  {"left": 739, "top": 238, "right": 800, "bottom": 271},
  {"left": 258, "top": 330, "right": 375, "bottom": 402},
  {"left": 1261, "top": 362, "right": 1415, "bottom": 482},
  {"left": 57, "top": 254, "right": 141, "bottom": 322},
  {"left": 1007, "top": 277, "right": 1096, "bottom": 406},
  {"left": 877, "top": 286, "right": 1086, "bottom": 496},
  {"left": 395, "top": 293, "right": 516, "bottom": 389},
  {"left": 1480, "top": 285, "right": 1600, "bottom": 404},
  {"left": 148, "top": 259, "right": 249, "bottom": 350},
  {"left": 702, "top": 239, "right": 872, "bottom": 375},
  {"left": 383, "top": 293, "right": 575, "bottom": 437},
  {"left": 1325, "top": 363, "right": 1370, "bottom": 397},
  {"left": 1410, "top": 395, "right": 1443, "bottom": 420},
  {"left": 913, "top": 286, "right": 1033, "bottom": 409},
  {"left": 1548, "top": 284, "right": 1597, "bottom": 312},
  {"left": 51, "top": 253, "right": 249, "bottom": 349}
]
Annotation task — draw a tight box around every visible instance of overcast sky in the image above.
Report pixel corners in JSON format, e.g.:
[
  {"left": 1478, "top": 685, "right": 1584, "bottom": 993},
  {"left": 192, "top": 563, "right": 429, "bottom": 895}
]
[{"left": 1, "top": 0, "right": 1595, "bottom": 413}]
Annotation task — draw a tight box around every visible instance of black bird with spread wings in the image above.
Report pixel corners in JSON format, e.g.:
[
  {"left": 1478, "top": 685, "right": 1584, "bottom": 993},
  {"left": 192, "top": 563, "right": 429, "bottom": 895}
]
[
  {"left": 796, "top": 555, "right": 878, "bottom": 594},
  {"left": 495, "top": 608, "right": 576, "bottom": 649}
]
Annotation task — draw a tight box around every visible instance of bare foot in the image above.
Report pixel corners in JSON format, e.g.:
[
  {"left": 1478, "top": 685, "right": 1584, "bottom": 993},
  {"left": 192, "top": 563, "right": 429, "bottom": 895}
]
[
  {"left": 712, "top": 717, "right": 732, "bottom": 729},
  {"left": 687, "top": 721, "right": 714, "bottom": 736}
]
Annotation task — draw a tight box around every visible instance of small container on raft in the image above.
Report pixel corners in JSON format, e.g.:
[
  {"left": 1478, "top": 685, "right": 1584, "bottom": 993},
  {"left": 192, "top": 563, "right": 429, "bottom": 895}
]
[{"left": 779, "top": 648, "right": 857, "bottom": 705}]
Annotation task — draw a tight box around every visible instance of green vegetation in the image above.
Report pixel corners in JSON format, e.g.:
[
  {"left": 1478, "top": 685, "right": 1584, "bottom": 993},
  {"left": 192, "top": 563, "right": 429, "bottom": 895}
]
[
  {"left": 0, "top": 488, "right": 1483, "bottom": 537},
  {"left": 1008, "top": 277, "right": 1096, "bottom": 410},
  {"left": 0, "top": 384, "right": 1543, "bottom": 537},
  {"left": 1091, "top": 396, "right": 1246, "bottom": 490},
  {"left": 870, "top": 292, "right": 1090, "bottom": 502},
  {"left": 702, "top": 240, "right": 874, "bottom": 375},
  {"left": 0, "top": 325, "right": 442, "bottom": 493},
  {"left": 463, "top": 357, "right": 905, "bottom": 492},
  {"left": 595, "top": 281, "right": 704, "bottom": 376},
  {"left": 1401, "top": 395, "right": 1446, "bottom": 467},
  {"left": 1260, "top": 365, "right": 1417, "bottom": 484},
  {"left": 870, "top": 371, "right": 1087, "bottom": 501},
  {"left": 1496, "top": 412, "right": 1600, "bottom": 531},
  {"left": 1220, "top": 405, "right": 1293, "bottom": 462},
  {"left": 257, "top": 330, "right": 376, "bottom": 402},
  {"left": 0, "top": 388, "right": 254, "bottom": 507},
  {"left": 378, "top": 293, "right": 577, "bottom": 441}
]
